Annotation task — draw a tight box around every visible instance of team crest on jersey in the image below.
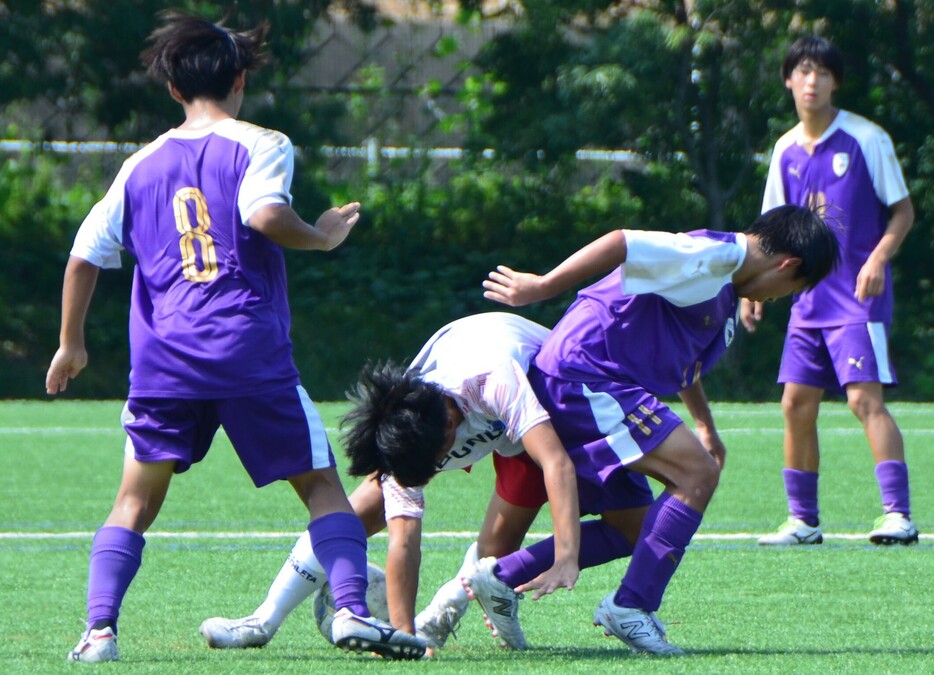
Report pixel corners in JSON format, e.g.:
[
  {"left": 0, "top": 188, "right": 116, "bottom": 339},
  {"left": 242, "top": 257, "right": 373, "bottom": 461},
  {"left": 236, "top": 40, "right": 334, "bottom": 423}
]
[
  {"left": 832, "top": 152, "right": 850, "bottom": 177},
  {"left": 724, "top": 317, "right": 735, "bottom": 346}
]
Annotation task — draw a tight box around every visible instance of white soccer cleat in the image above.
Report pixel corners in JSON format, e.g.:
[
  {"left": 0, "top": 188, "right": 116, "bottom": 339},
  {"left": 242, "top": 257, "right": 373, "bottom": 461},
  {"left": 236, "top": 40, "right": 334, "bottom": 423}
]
[
  {"left": 868, "top": 512, "right": 919, "bottom": 546},
  {"left": 67, "top": 626, "right": 119, "bottom": 663},
  {"left": 593, "top": 594, "right": 683, "bottom": 656},
  {"left": 415, "top": 575, "right": 471, "bottom": 649},
  {"left": 757, "top": 517, "right": 823, "bottom": 545},
  {"left": 199, "top": 615, "right": 274, "bottom": 649},
  {"left": 415, "top": 602, "right": 466, "bottom": 649},
  {"left": 462, "top": 556, "right": 527, "bottom": 650},
  {"left": 330, "top": 607, "right": 426, "bottom": 660}
]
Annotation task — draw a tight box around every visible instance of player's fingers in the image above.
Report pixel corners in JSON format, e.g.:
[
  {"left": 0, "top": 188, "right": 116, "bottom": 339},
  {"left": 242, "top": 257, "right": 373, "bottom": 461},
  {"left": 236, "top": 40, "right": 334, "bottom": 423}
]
[
  {"left": 46, "top": 371, "right": 66, "bottom": 395},
  {"left": 338, "top": 201, "right": 361, "bottom": 216},
  {"left": 486, "top": 270, "right": 512, "bottom": 286},
  {"left": 483, "top": 290, "right": 511, "bottom": 305},
  {"left": 345, "top": 212, "right": 360, "bottom": 227},
  {"left": 854, "top": 282, "right": 867, "bottom": 302}
]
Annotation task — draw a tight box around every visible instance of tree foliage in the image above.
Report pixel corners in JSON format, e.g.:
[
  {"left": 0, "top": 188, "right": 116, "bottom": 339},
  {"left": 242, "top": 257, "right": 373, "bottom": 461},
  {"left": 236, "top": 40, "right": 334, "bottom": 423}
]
[{"left": 0, "top": 0, "right": 931, "bottom": 400}]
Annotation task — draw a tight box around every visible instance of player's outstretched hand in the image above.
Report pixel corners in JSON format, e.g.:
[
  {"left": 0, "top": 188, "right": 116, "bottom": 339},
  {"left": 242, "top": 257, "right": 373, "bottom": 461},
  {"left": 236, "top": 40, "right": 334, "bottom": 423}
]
[
  {"left": 482, "top": 265, "right": 548, "bottom": 307},
  {"left": 514, "top": 558, "right": 579, "bottom": 601},
  {"left": 46, "top": 346, "right": 88, "bottom": 395},
  {"left": 314, "top": 202, "right": 361, "bottom": 250}
]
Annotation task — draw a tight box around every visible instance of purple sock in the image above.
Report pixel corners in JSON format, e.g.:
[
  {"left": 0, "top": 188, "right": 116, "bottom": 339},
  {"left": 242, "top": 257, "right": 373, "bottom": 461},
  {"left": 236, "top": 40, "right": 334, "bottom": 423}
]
[
  {"left": 875, "top": 460, "right": 911, "bottom": 517},
  {"left": 495, "top": 519, "right": 635, "bottom": 588},
  {"left": 308, "top": 512, "right": 369, "bottom": 616},
  {"left": 784, "top": 468, "right": 819, "bottom": 526},
  {"left": 613, "top": 493, "right": 702, "bottom": 612},
  {"left": 86, "top": 526, "right": 145, "bottom": 633}
]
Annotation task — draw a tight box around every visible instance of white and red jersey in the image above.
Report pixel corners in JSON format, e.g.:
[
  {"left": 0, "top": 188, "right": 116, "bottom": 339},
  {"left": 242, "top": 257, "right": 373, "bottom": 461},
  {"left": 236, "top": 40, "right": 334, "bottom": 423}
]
[{"left": 381, "top": 312, "right": 551, "bottom": 520}]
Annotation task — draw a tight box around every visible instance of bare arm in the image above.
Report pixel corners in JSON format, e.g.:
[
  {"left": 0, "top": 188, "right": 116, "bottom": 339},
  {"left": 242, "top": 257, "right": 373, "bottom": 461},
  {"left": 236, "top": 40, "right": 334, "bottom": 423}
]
[
  {"left": 46, "top": 256, "right": 100, "bottom": 394},
  {"left": 385, "top": 515, "right": 422, "bottom": 635},
  {"left": 855, "top": 196, "right": 914, "bottom": 302},
  {"left": 248, "top": 202, "right": 360, "bottom": 251},
  {"left": 483, "top": 230, "right": 627, "bottom": 307},
  {"left": 511, "top": 422, "right": 581, "bottom": 599},
  {"left": 677, "top": 378, "right": 726, "bottom": 468}
]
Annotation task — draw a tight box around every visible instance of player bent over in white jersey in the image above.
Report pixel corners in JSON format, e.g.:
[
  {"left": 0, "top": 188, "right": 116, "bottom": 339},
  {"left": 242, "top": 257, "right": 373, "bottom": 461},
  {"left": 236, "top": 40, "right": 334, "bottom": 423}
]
[{"left": 200, "top": 312, "right": 584, "bottom": 653}]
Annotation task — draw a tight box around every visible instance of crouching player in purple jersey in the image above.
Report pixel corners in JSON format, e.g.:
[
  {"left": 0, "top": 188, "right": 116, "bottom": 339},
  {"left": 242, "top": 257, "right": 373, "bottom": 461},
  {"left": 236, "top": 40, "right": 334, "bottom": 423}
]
[
  {"left": 743, "top": 37, "right": 918, "bottom": 546},
  {"left": 471, "top": 205, "right": 840, "bottom": 654},
  {"left": 45, "top": 10, "right": 423, "bottom": 663},
  {"left": 199, "top": 312, "right": 582, "bottom": 654}
]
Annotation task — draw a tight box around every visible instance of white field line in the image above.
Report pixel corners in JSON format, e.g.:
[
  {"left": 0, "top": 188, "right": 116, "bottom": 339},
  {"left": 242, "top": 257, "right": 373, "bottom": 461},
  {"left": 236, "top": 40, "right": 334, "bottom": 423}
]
[{"left": 1, "top": 530, "right": 930, "bottom": 541}]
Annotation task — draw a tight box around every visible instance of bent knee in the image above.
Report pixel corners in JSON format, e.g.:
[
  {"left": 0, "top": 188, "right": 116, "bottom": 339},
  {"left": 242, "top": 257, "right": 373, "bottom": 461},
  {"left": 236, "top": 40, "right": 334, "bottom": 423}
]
[
  {"left": 676, "top": 451, "right": 720, "bottom": 502},
  {"left": 846, "top": 390, "right": 886, "bottom": 421}
]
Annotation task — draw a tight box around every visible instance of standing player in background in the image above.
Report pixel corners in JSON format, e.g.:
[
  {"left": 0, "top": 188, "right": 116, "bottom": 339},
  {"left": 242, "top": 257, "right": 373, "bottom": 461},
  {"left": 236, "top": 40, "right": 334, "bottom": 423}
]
[
  {"left": 46, "top": 10, "right": 423, "bottom": 663},
  {"left": 743, "top": 37, "right": 918, "bottom": 546},
  {"left": 475, "top": 205, "right": 839, "bottom": 654},
  {"left": 200, "top": 312, "right": 587, "bottom": 654}
]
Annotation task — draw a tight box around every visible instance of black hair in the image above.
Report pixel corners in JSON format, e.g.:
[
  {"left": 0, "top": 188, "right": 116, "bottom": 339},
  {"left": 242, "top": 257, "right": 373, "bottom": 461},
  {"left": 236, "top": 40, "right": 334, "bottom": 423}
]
[
  {"left": 341, "top": 362, "right": 449, "bottom": 488},
  {"left": 140, "top": 9, "right": 269, "bottom": 102},
  {"left": 782, "top": 36, "right": 844, "bottom": 84},
  {"left": 745, "top": 204, "right": 840, "bottom": 289}
]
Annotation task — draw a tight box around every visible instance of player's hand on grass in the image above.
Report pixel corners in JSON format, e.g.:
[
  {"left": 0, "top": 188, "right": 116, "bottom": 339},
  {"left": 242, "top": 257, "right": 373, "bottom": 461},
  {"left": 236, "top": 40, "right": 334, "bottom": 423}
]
[
  {"left": 514, "top": 558, "right": 579, "bottom": 600},
  {"left": 483, "top": 266, "right": 548, "bottom": 307},
  {"left": 740, "top": 299, "right": 763, "bottom": 333},
  {"left": 314, "top": 202, "right": 361, "bottom": 250},
  {"left": 46, "top": 346, "right": 88, "bottom": 395}
]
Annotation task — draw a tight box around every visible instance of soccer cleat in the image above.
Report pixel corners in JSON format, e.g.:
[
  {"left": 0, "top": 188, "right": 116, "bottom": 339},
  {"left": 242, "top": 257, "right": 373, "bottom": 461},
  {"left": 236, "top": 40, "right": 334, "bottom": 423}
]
[
  {"left": 757, "top": 517, "right": 823, "bottom": 545},
  {"left": 67, "top": 626, "right": 119, "bottom": 663},
  {"left": 868, "top": 512, "right": 919, "bottom": 546},
  {"left": 199, "top": 615, "right": 274, "bottom": 649},
  {"left": 593, "top": 594, "right": 683, "bottom": 656},
  {"left": 462, "top": 556, "right": 527, "bottom": 650},
  {"left": 330, "top": 607, "right": 426, "bottom": 660},
  {"left": 415, "top": 601, "right": 465, "bottom": 649}
]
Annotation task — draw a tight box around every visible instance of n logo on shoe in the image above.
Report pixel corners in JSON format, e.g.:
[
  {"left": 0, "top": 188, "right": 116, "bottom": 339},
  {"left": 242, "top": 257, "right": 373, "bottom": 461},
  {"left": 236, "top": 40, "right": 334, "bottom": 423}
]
[
  {"left": 491, "top": 595, "right": 516, "bottom": 618},
  {"left": 619, "top": 620, "right": 652, "bottom": 640}
]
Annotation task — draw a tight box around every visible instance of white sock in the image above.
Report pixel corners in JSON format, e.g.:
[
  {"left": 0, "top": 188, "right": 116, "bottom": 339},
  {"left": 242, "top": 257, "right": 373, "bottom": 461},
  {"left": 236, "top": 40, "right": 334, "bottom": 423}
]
[{"left": 253, "top": 530, "right": 327, "bottom": 630}]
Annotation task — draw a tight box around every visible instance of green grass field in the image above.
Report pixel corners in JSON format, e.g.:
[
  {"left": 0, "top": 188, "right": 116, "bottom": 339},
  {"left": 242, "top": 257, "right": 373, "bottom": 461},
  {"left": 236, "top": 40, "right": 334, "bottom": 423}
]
[{"left": 1, "top": 400, "right": 931, "bottom": 674}]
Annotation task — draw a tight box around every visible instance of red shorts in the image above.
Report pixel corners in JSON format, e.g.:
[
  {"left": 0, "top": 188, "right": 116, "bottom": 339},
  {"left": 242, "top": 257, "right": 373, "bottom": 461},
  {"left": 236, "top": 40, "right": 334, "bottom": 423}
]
[{"left": 493, "top": 451, "right": 548, "bottom": 509}]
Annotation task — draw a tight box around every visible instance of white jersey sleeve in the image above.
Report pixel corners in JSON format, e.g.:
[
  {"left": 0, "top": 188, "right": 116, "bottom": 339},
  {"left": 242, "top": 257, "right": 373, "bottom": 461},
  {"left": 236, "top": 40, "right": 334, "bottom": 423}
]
[
  {"left": 620, "top": 229, "right": 746, "bottom": 307},
  {"left": 70, "top": 138, "right": 170, "bottom": 269},
  {"left": 849, "top": 115, "right": 910, "bottom": 207},
  {"left": 381, "top": 474, "right": 426, "bottom": 520},
  {"left": 219, "top": 121, "right": 294, "bottom": 224},
  {"left": 761, "top": 127, "right": 797, "bottom": 213},
  {"left": 460, "top": 359, "right": 551, "bottom": 445}
]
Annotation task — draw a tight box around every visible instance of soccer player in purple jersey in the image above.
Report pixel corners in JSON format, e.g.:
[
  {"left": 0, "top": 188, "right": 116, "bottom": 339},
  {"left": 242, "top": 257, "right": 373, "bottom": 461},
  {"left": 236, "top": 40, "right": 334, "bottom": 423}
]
[
  {"left": 742, "top": 37, "right": 918, "bottom": 547},
  {"left": 471, "top": 205, "right": 839, "bottom": 654},
  {"left": 45, "top": 10, "right": 423, "bottom": 663}
]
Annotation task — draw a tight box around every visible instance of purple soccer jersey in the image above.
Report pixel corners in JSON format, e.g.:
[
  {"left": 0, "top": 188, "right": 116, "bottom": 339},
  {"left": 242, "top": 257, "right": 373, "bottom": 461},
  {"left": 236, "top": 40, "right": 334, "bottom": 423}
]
[
  {"left": 535, "top": 230, "right": 745, "bottom": 396},
  {"left": 71, "top": 120, "right": 301, "bottom": 397},
  {"left": 763, "top": 110, "right": 910, "bottom": 327},
  {"left": 530, "top": 229, "right": 747, "bottom": 511}
]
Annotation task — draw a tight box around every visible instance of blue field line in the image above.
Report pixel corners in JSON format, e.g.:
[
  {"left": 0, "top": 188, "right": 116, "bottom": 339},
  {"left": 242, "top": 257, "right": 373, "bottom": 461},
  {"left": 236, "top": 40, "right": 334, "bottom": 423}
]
[{"left": 1, "top": 530, "right": 930, "bottom": 541}]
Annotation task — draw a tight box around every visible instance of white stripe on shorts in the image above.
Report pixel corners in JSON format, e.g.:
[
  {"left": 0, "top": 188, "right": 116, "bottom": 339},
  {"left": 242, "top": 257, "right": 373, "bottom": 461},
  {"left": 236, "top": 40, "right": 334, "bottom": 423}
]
[
  {"left": 296, "top": 385, "right": 332, "bottom": 468},
  {"left": 582, "top": 384, "right": 644, "bottom": 465},
  {"left": 866, "top": 322, "right": 894, "bottom": 385}
]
